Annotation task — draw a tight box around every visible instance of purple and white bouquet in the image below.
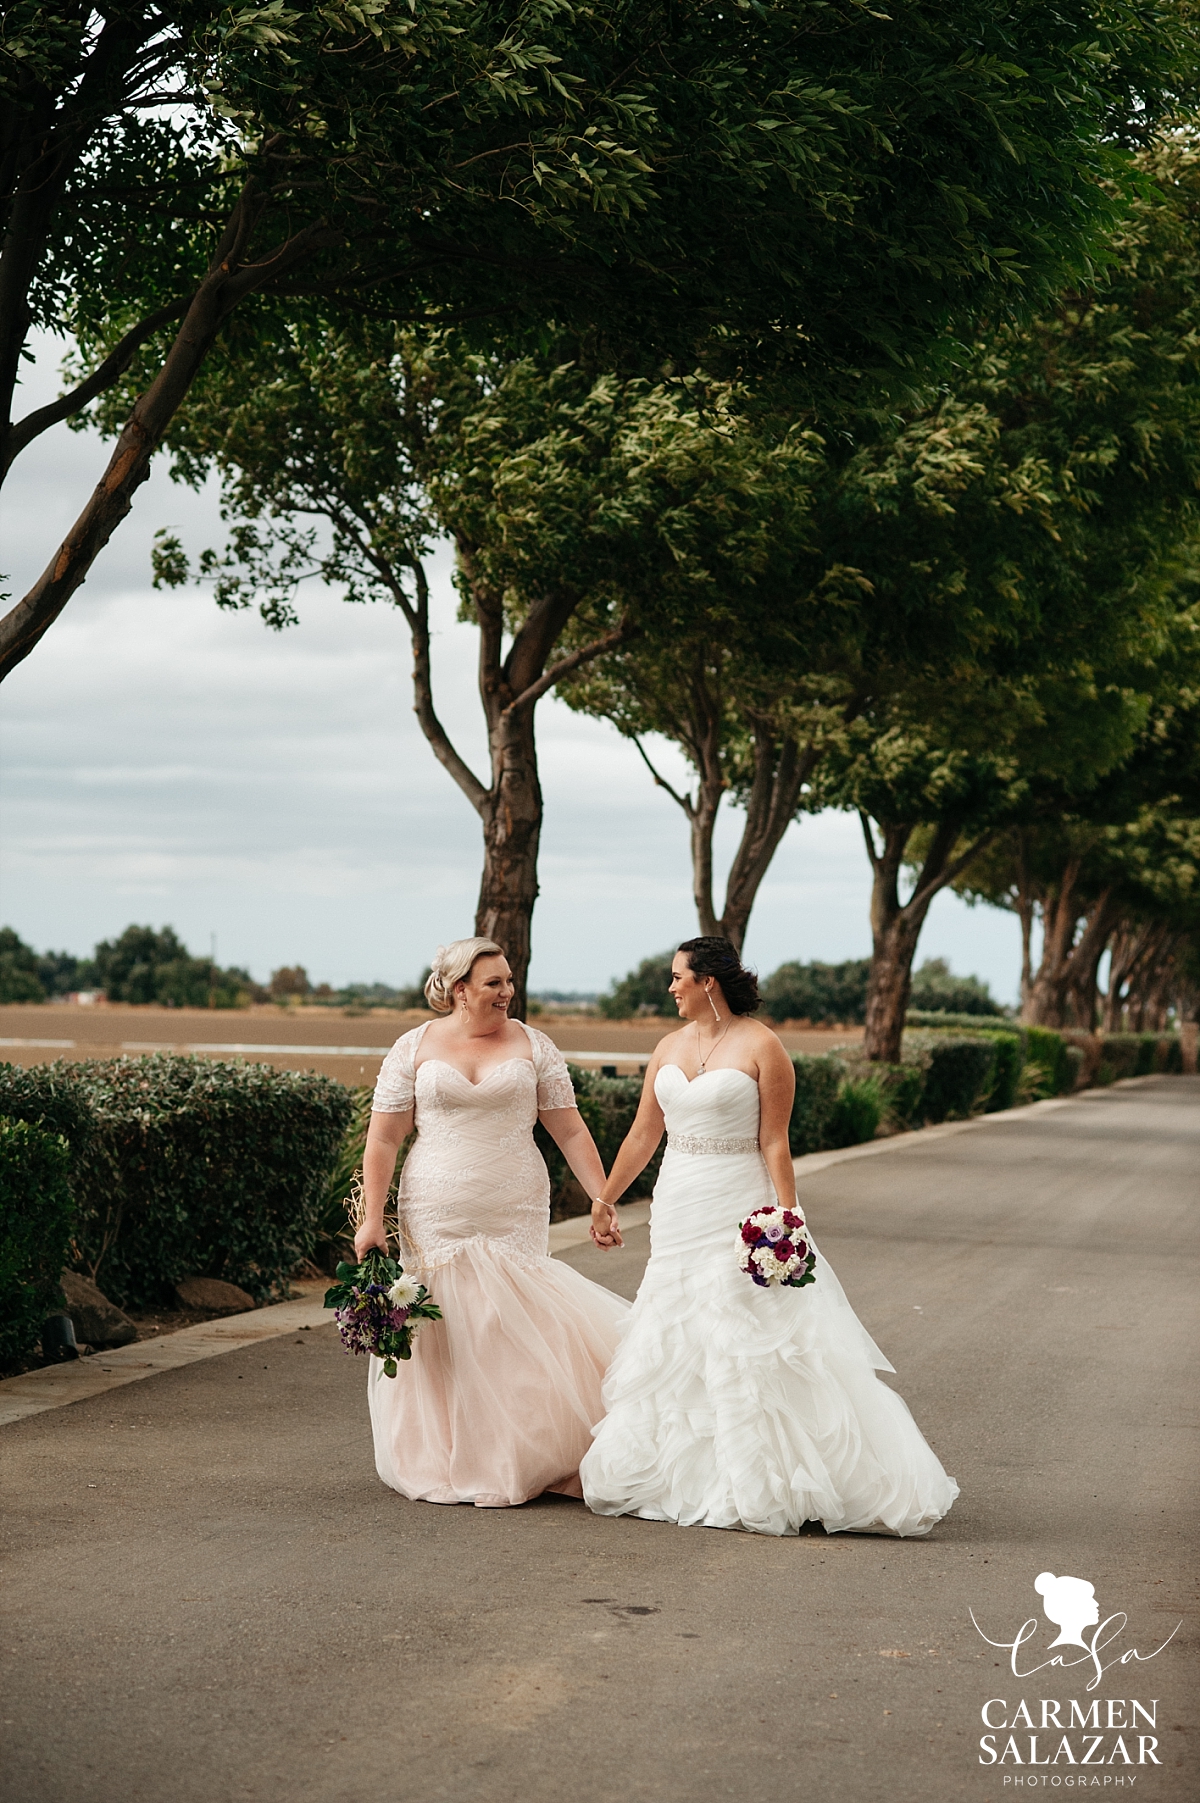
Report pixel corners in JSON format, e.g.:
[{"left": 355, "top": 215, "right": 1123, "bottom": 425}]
[
  {"left": 324, "top": 1250, "right": 442, "bottom": 1378},
  {"left": 738, "top": 1204, "right": 817, "bottom": 1289}
]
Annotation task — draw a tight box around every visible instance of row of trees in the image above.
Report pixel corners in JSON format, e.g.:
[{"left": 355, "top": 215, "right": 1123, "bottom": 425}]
[
  {"left": 151, "top": 134, "right": 1200, "bottom": 1055},
  {"left": 6, "top": 6, "right": 1200, "bottom": 1050},
  {"left": 0, "top": 924, "right": 423, "bottom": 1009},
  {"left": 600, "top": 952, "right": 999, "bottom": 1024}
]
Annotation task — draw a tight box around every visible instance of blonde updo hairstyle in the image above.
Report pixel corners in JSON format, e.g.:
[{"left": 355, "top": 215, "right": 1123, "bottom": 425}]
[{"left": 424, "top": 937, "right": 506, "bottom": 1014}]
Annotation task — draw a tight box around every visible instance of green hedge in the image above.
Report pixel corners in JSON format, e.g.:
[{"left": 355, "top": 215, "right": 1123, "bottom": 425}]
[
  {"left": 909, "top": 1015, "right": 1076, "bottom": 1100},
  {"left": 788, "top": 1055, "right": 844, "bottom": 1155},
  {"left": 1094, "top": 1032, "right": 1180, "bottom": 1085},
  {"left": 1021, "top": 1025, "right": 1073, "bottom": 1096},
  {"left": 535, "top": 1064, "right": 665, "bottom": 1214},
  {"left": 0, "top": 1062, "right": 96, "bottom": 1174},
  {"left": 0, "top": 1056, "right": 353, "bottom": 1308},
  {"left": 0, "top": 1118, "right": 75, "bottom": 1364},
  {"left": 982, "top": 1033, "right": 1022, "bottom": 1112},
  {"left": 827, "top": 1075, "right": 884, "bottom": 1148},
  {"left": 904, "top": 1032, "right": 998, "bottom": 1123}
]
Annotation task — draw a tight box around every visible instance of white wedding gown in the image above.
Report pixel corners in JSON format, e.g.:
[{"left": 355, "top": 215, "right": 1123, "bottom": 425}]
[{"left": 580, "top": 1065, "right": 959, "bottom": 1537}]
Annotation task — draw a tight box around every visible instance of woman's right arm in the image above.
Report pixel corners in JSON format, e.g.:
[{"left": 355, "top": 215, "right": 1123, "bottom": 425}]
[
  {"left": 598, "top": 1050, "right": 668, "bottom": 1207},
  {"left": 355, "top": 1108, "right": 413, "bottom": 1259}
]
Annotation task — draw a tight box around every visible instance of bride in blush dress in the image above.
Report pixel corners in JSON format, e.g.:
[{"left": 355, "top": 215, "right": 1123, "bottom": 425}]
[
  {"left": 356, "top": 937, "right": 629, "bottom": 1509},
  {"left": 580, "top": 936, "right": 958, "bottom": 1538}
]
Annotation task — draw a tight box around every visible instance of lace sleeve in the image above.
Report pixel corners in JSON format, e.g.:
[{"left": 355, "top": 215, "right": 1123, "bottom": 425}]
[
  {"left": 530, "top": 1029, "right": 577, "bottom": 1112},
  {"left": 372, "top": 1028, "right": 419, "bottom": 1114}
]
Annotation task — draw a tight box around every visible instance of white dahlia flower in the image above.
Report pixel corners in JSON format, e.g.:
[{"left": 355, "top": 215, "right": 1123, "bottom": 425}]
[{"left": 388, "top": 1275, "right": 421, "bottom": 1307}]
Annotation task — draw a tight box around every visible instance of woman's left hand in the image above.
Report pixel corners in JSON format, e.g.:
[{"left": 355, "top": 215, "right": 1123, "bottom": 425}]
[{"left": 589, "top": 1199, "right": 624, "bottom": 1250}]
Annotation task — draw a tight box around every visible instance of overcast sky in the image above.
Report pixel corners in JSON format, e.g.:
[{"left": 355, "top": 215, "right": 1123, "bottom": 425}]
[{"left": 0, "top": 335, "right": 1024, "bottom": 998}]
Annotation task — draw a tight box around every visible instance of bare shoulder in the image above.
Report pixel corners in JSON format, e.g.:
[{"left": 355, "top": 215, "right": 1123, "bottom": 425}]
[
  {"left": 744, "top": 1017, "right": 793, "bottom": 1068},
  {"left": 651, "top": 1023, "right": 690, "bottom": 1067}
]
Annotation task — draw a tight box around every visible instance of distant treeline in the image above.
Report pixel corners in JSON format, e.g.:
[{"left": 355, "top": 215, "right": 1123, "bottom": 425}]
[
  {"left": 598, "top": 951, "right": 1002, "bottom": 1023},
  {"left": 0, "top": 925, "right": 426, "bottom": 1011}
]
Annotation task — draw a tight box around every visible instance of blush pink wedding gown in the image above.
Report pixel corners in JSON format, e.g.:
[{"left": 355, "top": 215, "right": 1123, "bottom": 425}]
[{"left": 366, "top": 1021, "right": 628, "bottom": 1507}]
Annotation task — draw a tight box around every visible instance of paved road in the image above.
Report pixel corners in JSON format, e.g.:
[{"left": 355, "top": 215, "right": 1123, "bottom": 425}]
[{"left": 2, "top": 1077, "right": 1196, "bottom": 1803}]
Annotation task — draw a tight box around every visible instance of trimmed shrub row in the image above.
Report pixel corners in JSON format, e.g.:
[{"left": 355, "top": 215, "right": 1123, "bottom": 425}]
[
  {"left": 536, "top": 1064, "right": 665, "bottom": 1216},
  {"left": 0, "top": 1118, "right": 76, "bottom": 1365},
  {"left": 1094, "top": 1032, "right": 1183, "bottom": 1084},
  {"left": 0, "top": 1056, "right": 353, "bottom": 1309}
]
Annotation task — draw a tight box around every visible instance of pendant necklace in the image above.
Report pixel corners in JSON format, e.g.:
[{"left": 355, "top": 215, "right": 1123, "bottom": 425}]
[{"left": 696, "top": 1018, "right": 732, "bottom": 1074}]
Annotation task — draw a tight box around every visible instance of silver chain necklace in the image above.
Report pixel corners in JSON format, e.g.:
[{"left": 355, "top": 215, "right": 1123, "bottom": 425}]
[{"left": 696, "top": 1017, "right": 733, "bottom": 1074}]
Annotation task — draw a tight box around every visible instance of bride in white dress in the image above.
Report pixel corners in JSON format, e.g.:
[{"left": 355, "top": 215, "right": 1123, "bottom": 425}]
[{"left": 580, "top": 937, "right": 959, "bottom": 1538}]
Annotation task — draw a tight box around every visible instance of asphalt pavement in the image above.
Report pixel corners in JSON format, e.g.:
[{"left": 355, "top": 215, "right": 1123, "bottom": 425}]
[{"left": 2, "top": 1076, "right": 1195, "bottom": 1803}]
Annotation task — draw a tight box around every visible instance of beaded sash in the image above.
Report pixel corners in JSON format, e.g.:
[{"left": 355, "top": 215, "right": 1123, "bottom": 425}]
[{"left": 668, "top": 1131, "right": 760, "bottom": 1157}]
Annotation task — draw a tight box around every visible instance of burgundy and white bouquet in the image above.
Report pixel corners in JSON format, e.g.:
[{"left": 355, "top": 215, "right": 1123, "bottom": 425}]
[
  {"left": 738, "top": 1204, "right": 817, "bottom": 1289},
  {"left": 324, "top": 1250, "right": 442, "bottom": 1378}
]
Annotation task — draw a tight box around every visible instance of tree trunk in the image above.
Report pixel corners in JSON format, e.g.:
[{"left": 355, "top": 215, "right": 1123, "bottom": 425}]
[
  {"left": 861, "top": 817, "right": 934, "bottom": 1065},
  {"left": 718, "top": 726, "right": 818, "bottom": 953},
  {"left": 684, "top": 657, "right": 727, "bottom": 937},
  {"left": 0, "top": 193, "right": 337, "bottom": 680},
  {"left": 859, "top": 814, "right": 995, "bottom": 1063},
  {"left": 1102, "top": 919, "right": 1162, "bottom": 1032},
  {"left": 444, "top": 543, "right": 632, "bottom": 1016},
  {"left": 1022, "top": 860, "right": 1082, "bottom": 1026},
  {"left": 1013, "top": 833, "right": 1036, "bottom": 1013},
  {"left": 863, "top": 904, "right": 927, "bottom": 1065},
  {"left": 1065, "top": 892, "right": 1118, "bottom": 1029},
  {"left": 475, "top": 705, "right": 543, "bottom": 1022}
]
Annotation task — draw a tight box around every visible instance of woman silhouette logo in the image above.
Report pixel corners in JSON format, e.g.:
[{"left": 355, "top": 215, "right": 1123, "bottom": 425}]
[{"left": 1034, "top": 1572, "right": 1101, "bottom": 1649}]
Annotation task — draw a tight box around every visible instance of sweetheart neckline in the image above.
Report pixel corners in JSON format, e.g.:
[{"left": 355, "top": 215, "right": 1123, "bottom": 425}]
[
  {"left": 657, "top": 1064, "right": 758, "bottom": 1088},
  {"left": 416, "top": 1056, "right": 534, "bottom": 1090}
]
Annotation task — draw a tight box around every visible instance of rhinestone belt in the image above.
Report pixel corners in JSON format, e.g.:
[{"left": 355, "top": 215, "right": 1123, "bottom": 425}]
[{"left": 668, "top": 1132, "right": 760, "bottom": 1156}]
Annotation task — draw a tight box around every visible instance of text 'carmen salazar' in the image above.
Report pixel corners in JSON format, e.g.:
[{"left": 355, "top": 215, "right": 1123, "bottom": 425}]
[{"left": 980, "top": 1698, "right": 1161, "bottom": 1767}]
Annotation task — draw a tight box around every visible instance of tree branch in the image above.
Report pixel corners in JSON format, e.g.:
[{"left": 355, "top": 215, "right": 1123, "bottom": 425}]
[
  {"left": 505, "top": 613, "right": 638, "bottom": 715},
  {"left": 403, "top": 557, "right": 489, "bottom": 814},
  {"left": 3, "top": 296, "right": 191, "bottom": 473},
  {"left": 0, "top": 193, "right": 340, "bottom": 680},
  {"left": 858, "top": 809, "right": 882, "bottom": 873},
  {"left": 632, "top": 735, "right": 695, "bottom": 818},
  {"left": 906, "top": 826, "right": 997, "bottom": 918}
]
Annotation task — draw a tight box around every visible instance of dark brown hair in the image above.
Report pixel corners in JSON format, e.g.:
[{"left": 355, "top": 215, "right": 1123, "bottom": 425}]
[{"left": 677, "top": 937, "right": 761, "bottom": 1015}]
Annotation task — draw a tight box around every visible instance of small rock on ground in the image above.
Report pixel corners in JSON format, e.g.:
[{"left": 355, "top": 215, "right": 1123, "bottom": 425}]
[
  {"left": 174, "top": 1276, "right": 255, "bottom": 1315},
  {"left": 59, "top": 1271, "right": 137, "bottom": 1349}
]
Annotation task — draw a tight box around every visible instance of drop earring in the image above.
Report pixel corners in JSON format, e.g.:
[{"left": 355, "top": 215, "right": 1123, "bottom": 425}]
[{"left": 707, "top": 984, "right": 721, "bottom": 1022}]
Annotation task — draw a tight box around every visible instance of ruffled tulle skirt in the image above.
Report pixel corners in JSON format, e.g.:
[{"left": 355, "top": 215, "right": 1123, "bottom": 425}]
[
  {"left": 368, "top": 1241, "right": 629, "bottom": 1508},
  {"left": 580, "top": 1149, "right": 958, "bottom": 1538}
]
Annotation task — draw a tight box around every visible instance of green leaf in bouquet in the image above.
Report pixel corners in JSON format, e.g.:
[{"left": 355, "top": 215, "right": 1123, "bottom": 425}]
[{"left": 382, "top": 1357, "right": 398, "bottom": 1378}]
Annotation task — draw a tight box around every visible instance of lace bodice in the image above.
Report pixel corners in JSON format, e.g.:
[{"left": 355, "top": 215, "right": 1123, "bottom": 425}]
[
  {"left": 373, "top": 1020, "right": 575, "bottom": 1115},
  {"left": 372, "top": 1022, "right": 576, "bottom": 1272}
]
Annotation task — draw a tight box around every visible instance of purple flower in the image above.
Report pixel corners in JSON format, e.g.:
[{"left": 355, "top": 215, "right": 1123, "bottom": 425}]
[
  {"left": 763, "top": 1223, "right": 785, "bottom": 1243},
  {"left": 388, "top": 1306, "right": 410, "bottom": 1327}
]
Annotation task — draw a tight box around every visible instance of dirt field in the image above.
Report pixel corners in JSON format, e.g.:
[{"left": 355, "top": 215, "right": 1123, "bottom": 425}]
[{"left": 0, "top": 1002, "right": 863, "bottom": 1084}]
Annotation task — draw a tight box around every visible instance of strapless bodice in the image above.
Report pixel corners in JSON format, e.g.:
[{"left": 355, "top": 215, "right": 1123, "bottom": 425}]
[{"left": 654, "top": 1064, "right": 760, "bottom": 1143}]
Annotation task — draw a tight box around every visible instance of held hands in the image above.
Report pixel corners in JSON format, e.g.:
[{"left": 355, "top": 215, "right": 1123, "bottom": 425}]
[{"left": 589, "top": 1199, "right": 624, "bottom": 1251}]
